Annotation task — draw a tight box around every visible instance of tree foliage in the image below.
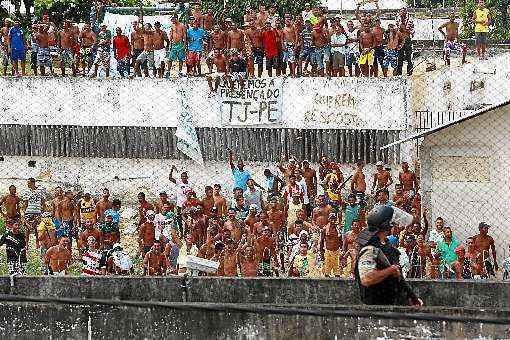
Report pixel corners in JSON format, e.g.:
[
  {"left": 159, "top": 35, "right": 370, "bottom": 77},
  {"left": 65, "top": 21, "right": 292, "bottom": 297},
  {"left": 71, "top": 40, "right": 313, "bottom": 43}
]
[
  {"left": 460, "top": 0, "right": 510, "bottom": 42},
  {"left": 200, "top": 0, "right": 321, "bottom": 24}
]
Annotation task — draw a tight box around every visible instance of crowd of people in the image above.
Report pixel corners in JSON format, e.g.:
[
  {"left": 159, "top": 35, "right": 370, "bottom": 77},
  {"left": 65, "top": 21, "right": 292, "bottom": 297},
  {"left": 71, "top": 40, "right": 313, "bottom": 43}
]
[
  {"left": 0, "top": 152, "right": 501, "bottom": 279},
  {"left": 0, "top": 0, "right": 491, "bottom": 79}
]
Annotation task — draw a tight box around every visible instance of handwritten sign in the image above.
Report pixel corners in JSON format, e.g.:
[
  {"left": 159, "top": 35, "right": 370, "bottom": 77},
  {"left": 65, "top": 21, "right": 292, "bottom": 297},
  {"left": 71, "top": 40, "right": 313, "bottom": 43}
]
[{"left": 217, "top": 78, "right": 283, "bottom": 126}]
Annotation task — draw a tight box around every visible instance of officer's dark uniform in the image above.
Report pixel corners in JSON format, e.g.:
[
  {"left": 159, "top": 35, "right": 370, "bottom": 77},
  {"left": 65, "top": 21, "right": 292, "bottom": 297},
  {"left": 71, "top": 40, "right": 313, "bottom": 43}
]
[{"left": 354, "top": 206, "right": 419, "bottom": 305}]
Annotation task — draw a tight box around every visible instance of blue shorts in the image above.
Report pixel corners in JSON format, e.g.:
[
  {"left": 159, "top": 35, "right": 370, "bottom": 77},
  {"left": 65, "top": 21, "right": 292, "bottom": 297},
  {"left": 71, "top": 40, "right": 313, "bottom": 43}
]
[
  {"left": 313, "top": 47, "right": 325, "bottom": 70},
  {"left": 11, "top": 48, "right": 26, "bottom": 62},
  {"left": 300, "top": 46, "right": 315, "bottom": 61},
  {"left": 252, "top": 47, "right": 264, "bottom": 66},
  {"left": 345, "top": 52, "right": 359, "bottom": 68}
]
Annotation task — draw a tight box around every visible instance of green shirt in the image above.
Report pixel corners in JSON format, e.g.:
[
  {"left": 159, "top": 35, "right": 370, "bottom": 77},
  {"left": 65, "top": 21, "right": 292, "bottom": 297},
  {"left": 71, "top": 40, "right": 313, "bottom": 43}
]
[{"left": 438, "top": 237, "right": 459, "bottom": 271}]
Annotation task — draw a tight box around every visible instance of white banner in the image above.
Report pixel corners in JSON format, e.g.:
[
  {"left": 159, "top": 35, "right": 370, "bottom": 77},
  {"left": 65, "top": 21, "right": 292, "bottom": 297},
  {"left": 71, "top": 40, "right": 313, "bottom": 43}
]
[
  {"left": 0, "top": 77, "right": 410, "bottom": 130},
  {"left": 217, "top": 78, "right": 283, "bottom": 126},
  {"left": 176, "top": 86, "right": 204, "bottom": 165}
]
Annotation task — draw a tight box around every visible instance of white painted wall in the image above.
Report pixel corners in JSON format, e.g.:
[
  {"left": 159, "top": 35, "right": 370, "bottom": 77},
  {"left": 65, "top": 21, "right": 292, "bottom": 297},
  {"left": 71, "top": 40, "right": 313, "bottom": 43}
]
[
  {"left": 421, "top": 104, "right": 510, "bottom": 257},
  {"left": 0, "top": 77, "right": 410, "bottom": 130}
]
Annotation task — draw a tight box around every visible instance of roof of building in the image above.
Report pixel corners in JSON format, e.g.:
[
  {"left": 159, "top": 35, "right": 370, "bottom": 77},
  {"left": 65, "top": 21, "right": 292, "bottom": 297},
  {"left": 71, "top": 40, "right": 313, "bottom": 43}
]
[{"left": 380, "top": 99, "right": 510, "bottom": 150}]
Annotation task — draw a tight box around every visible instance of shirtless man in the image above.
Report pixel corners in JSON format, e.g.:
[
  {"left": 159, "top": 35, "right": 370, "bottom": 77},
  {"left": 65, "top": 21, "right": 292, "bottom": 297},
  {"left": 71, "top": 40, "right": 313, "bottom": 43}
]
[
  {"left": 438, "top": 13, "right": 467, "bottom": 66},
  {"left": 138, "top": 210, "right": 156, "bottom": 257},
  {"left": 153, "top": 21, "right": 169, "bottom": 78},
  {"left": 256, "top": 5, "right": 269, "bottom": 28},
  {"left": 358, "top": 23, "right": 374, "bottom": 77},
  {"left": 382, "top": 24, "right": 401, "bottom": 77},
  {"left": 134, "top": 23, "right": 155, "bottom": 77},
  {"left": 95, "top": 188, "right": 112, "bottom": 223},
  {"left": 369, "top": 19, "right": 384, "bottom": 77},
  {"left": 267, "top": 198, "right": 285, "bottom": 236},
  {"left": 341, "top": 220, "right": 361, "bottom": 276},
  {"left": 130, "top": 20, "right": 146, "bottom": 74},
  {"left": 60, "top": 20, "right": 77, "bottom": 76},
  {"left": 1, "top": 19, "right": 9, "bottom": 76},
  {"left": 472, "top": 222, "right": 498, "bottom": 276},
  {"left": 282, "top": 18, "right": 298, "bottom": 77},
  {"left": 399, "top": 162, "right": 419, "bottom": 195},
  {"left": 218, "top": 237, "right": 239, "bottom": 277},
  {"left": 301, "top": 161, "right": 317, "bottom": 204},
  {"left": 245, "top": 21, "right": 263, "bottom": 77},
  {"left": 44, "top": 237, "right": 71, "bottom": 275},
  {"left": 372, "top": 161, "right": 393, "bottom": 193},
  {"left": 227, "top": 23, "right": 244, "bottom": 53},
  {"left": 200, "top": 186, "right": 215, "bottom": 217},
  {"left": 244, "top": 7, "right": 256, "bottom": 26},
  {"left": 191, "top": 4, "right": 204, "bottom": 27},
  {"left": 207, "top": 25, "right": 227, "bottom": 73},
  {"left": 312, "top": 195, "right": 332, "bottom": 231},
  {"left": 320, "top": 213, "right": 341, "bottom": 277},
  {"left": 1, "top": 185, "right": 21, "bottom": 222},
  {"left": 78, "top": 219, "right": 102, "bottom": 255},
  {"left": 350, "top": 159, "right": 366, "bottom": 197},
  {"left": 311, "top": 24, "right": 329, "bottom": 76},
  {"left": 197, "top": 228, "right": 216, "bottom": 260},
  {"left": 203, "top": 9, "right": 215, "bottom": 32},
  {"left": 35, "top": 24, "right": 52, "bottom": 76},
  {"left": 166, "top": 16, "right": 187, "bottom": 77},
  {"left": 50, "top": 187, "right": 64, "bottom": 225},
  {"left": 253, "top": 211, "right": 271, "bottom": 236},
  {"left": 213, "top": 184, "right": 228, "bottom": 217},
  {"left": 143, "top": 241, "right": 167, "bottom": 276},
  {"left": 244, "top": 206, "right": 259, "bottom": 233},
  {"left": 238, "top": 239, "right": 259, "bottom": 277},
  {"left": 78, "top": 23, "right": 96, "bottom": 75},
  {"left": 206, "top": 49, "right": 228, "bottom": 94}
]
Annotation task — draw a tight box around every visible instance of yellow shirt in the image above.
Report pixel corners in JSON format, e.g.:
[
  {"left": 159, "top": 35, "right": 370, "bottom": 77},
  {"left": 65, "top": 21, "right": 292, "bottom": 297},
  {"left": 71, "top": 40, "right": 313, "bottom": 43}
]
[{"left": 474, "top": 8, "right": 489, "bottom": 33}]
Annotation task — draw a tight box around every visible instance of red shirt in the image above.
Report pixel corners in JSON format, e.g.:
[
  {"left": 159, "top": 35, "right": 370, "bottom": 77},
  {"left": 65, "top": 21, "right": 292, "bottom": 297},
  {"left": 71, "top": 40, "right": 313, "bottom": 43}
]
[
  {"left": 262, "top": 29, "right": 278, "bottom": 58},
  {"left": 113, "top": 35, "right": 130, "bottom": 59}
]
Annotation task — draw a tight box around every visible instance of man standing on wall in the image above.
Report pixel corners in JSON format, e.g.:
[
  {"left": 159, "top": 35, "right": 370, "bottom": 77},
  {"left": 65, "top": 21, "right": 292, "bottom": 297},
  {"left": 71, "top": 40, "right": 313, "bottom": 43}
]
[
  {"left": 167, "top": 15, "right": 187, "bottom": 77},
  {"left": 438, "top": 13, "right": 467, "bottom": 66},
  {"left": 395, "top": 7, "right": 414, "bottom": 76},
  {"left": 472, "top": 0, "right": 490, "bottom": 60}
]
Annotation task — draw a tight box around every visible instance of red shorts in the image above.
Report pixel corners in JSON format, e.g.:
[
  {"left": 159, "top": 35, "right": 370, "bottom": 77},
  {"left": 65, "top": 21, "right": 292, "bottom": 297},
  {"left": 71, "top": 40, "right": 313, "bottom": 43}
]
[{"left": 186, "top": 51, "right": 201, "bottom": 66}]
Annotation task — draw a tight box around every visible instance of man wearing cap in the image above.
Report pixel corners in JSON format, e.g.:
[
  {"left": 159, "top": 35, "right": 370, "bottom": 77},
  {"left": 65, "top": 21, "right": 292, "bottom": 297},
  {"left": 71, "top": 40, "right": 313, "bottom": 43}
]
[
  {"left": 471, "top": 222, "right": 498, "bottom": 276},
  {"left": 320, "top": 213, "right": 341, "bottom": 277},
  {"left": 244, "top": 6, "right": 256, "bottom": 26},
  {"left": 355, "top": 205, "right": 422, "bottom": 305},
  {"left": 372, "top": 161, "right": 393, "bottom": 194}
]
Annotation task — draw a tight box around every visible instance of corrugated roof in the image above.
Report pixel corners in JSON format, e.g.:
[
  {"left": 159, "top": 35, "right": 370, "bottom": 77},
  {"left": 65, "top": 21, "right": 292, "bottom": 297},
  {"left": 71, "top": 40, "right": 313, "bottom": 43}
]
[{"left": 380, "top": 99, "right": 510, "bottom": 150}]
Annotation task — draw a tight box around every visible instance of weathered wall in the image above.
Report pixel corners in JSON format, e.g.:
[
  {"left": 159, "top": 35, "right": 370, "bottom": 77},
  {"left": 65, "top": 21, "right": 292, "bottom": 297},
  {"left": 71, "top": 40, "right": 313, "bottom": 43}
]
[
  {"left": 2, "top": 276, "right": 510, "bottom": 308},
  {"left": 421, "top": 105, "right": 510, "bottom": 258},
  {"left": 0, "top": 301, "right": 507, "bottom": 339}
]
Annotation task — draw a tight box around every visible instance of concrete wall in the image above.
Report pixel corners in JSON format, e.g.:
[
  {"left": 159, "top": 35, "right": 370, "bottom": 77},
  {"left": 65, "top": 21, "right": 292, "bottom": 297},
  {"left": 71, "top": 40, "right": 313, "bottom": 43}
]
[
  {"left": 0, "top": 301, "right": 507, "bottom": 339},
  {"left": 3, "top": 276, "right": 510, "bottom": 308},
  {"left": 421, "top": 105, "right": 510, "bottom": 257}
]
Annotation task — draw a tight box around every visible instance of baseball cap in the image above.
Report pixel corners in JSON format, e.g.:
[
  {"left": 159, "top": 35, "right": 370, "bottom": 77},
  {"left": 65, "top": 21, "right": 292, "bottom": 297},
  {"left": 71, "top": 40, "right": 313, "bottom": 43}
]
[
  {"left": 328, "top": 213, "right": 337, "bottom": 220},
  {"left": 376, "top": 161, "right": 384, "bottom": 166},
  {"left": 479, "top": 222, "right": 491, "bottom": 228},
  {"left": 249, "top": 204, "right": 258, "bottom": 211}
]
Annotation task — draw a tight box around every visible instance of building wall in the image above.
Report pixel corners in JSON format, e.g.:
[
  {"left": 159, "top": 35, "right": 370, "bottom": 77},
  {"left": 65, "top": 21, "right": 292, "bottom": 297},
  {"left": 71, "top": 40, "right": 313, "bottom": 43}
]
[{"left": 421, "top": 105, "right": 510, "bottom": 257}]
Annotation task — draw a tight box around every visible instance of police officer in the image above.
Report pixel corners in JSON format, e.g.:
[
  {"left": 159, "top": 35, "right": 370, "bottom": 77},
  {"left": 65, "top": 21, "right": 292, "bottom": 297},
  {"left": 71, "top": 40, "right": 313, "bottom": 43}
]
[{"left": 355, "top": 205, "right": 423, "bottom": 306}]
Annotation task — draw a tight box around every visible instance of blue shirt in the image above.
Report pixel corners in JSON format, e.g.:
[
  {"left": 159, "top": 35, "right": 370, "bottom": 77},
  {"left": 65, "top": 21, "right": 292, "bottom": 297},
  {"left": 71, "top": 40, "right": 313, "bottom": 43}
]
[
  {"left": 105, "top": 209, "right": 120, "bottom": 228},
  {"left": 9, "top": 27, "right": 25, "bottom": 51},
  {"left": 232, "top": 168, "right": 251, "bottom": 191},
  {"left": 187, "top": 28, "right": 206, "bottom": 52}
]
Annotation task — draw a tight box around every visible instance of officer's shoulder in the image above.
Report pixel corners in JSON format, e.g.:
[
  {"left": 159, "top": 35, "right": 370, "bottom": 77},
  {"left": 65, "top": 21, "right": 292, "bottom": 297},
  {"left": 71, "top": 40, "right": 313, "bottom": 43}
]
[{"left": 360, "top": 245, "right": 380, "bottom": 257}]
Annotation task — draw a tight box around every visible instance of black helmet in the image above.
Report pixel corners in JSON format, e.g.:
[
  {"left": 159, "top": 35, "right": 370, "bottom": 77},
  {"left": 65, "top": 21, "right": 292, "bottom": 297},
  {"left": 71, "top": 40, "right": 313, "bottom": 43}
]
[{"left": 367, "top": 205, "right": 394, "bottom": 232}]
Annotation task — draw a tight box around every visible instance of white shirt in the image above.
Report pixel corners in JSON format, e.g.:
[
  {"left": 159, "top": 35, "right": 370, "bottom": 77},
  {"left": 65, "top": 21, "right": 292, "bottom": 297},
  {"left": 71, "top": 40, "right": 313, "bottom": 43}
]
[
  {"left": 345, "top": 29, "right": 358, "bottom": 54},
  {"left": 173, "top": 179, "right": 193, "bottom": 207},
  {"left": 331, "top": 32, "right": 347, "bottom": 53},
  {"left": 428, "top": 229, "right": 444, "bottom": 244},
  {"left": 297, "top": 179, "right": 309, "bottom": 205}
]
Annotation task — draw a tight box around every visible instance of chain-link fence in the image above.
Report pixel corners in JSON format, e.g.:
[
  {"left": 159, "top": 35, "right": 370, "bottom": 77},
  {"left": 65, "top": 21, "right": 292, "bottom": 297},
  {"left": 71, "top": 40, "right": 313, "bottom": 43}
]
[{"left": 1, "top": 3, "right": 510, "bottom": 280}]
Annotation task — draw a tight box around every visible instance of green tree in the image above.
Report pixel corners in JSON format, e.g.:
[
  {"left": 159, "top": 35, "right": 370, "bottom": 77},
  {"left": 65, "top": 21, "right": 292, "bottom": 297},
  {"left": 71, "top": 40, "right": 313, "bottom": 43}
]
[
  {"left": 200, "top": 0, "right": 321, "bottom": 24},
  {"left": 460, "top": 0, "right": 510, "bottom": 42}
]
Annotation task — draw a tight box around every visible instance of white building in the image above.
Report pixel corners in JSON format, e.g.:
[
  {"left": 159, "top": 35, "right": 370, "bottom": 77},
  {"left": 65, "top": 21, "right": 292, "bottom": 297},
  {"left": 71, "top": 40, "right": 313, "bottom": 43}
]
[{"left": 385, "top": 100, "right": 510, "bottom": 259}]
